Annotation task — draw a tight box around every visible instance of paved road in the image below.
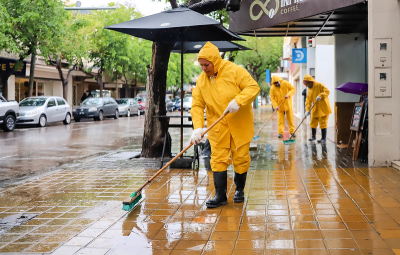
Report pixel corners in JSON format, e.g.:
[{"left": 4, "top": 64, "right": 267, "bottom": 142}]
[{"left": 0, "top": 115, "right": 145, "bottom": 184}]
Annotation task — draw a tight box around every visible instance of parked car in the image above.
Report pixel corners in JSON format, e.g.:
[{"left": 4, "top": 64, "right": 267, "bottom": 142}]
[
  {"left": 133, "top": 96, "right": 146, "bottom": 115},
  {"left": 73, "top": 97, "right": 119, "bottom": 122},
  {"left": 17, "top": 96, "right": 71, "bottom": 127},
  {"left": 0, "top": 95, "right": 19, "bottom": 131},
  {"left": 183, "top": 97, "right": 193, "bottom": 111},
  {"left": 166, "top": 98, "right": 181, "bottom": 112},
  {"left": 116, "top": 98, "right": 140, "bottom": 117}
]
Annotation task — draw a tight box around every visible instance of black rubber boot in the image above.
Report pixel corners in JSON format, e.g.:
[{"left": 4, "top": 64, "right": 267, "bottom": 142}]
[
  {"left": 309, "top": 128, "right": 316, "bottom": 141},
  {"left": 206, "top": 171, "right": 227, "bottom": 208},
  {"left": 233, "top": 172, "right": 247, "bottom": 203},
  {"left": 318, "top": 128, "right": 327, "bottom": 143}
]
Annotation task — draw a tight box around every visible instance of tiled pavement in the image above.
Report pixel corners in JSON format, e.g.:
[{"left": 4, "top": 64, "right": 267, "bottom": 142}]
[{"left": 0, "top": 108, "right": 400, "bottom": 254}]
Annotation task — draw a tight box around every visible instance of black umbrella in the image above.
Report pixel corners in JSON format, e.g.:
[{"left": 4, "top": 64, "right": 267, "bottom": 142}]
[
  {"left": 105, "top": 6, "right": 244, "bottom": 151},
  {"left": 171, "top": 41, "right": 251, "bottom": 54},
  {"left": 105, "top": 7, "right": 244, "bottom": 42}
]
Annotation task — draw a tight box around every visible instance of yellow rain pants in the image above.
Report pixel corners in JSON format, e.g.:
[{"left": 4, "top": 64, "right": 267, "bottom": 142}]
[
  {"left": 211, "top": 134, "right": 250, "bottom": 174},
  {"left": 277, "top": 109, "right": 295, "bottom": 134},
  {"left": 310, "top": 115, "right": 329, "bottom": 129}
]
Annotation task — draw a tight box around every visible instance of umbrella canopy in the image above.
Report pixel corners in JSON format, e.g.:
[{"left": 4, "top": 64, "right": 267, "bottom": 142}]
[
  {"left": 105, "top": 6, "right": 244, "bottom": 42},
  {"left": 336, "top": 82, "right": 368, "bottom": 95},
  {"left": 171, "top": 41, "right": 251, "bottom": 54}
]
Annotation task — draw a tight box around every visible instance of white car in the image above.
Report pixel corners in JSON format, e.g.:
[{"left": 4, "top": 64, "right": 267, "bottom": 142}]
[
  {"left": 17, "top": 96, "right": 72, "bottom": 127},
  {"left": 183, "top": 97, "right": 193, "bottom": 111},
  {"left": 0, "top": 95, "right": 19, "bottom": 132}
]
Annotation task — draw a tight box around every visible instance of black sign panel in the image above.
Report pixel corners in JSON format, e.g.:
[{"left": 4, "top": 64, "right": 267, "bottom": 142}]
[
  {"left": 0, "top": 58, "right": 26, "bottom": 76},
  {"left": 230, "top": 0, "right": 366, "bottom": 33}
]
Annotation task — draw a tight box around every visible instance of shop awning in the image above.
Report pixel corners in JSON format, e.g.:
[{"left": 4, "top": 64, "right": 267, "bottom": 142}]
[{"left": 230, "top": 0, "right": 367, "bottom": 37}]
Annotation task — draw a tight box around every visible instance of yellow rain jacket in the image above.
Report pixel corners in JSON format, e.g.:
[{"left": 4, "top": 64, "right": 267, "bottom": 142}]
[
  {"left": 270, "top": 76, "right": 295, "bottom": 112},
  {"left": 191, "top": 42, "right": 260, "bottom": 149},
  {"left": 304, "top": 74, "right": 332, "bottom": 118}
]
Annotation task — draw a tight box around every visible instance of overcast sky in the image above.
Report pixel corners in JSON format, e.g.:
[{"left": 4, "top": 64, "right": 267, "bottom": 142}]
[{"left": 77, "top": 0, "right": 170, "bottom": 16}]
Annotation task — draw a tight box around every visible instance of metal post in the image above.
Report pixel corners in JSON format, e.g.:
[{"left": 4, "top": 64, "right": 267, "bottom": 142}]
[{"left": 180, "top": 39, "right": 184, "bottom": 153}]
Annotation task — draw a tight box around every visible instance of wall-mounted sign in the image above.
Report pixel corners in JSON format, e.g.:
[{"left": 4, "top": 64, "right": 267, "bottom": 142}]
[
  {"left": 292, "top": 48, "right": 307, "bottom": 63},
  {"left": 0, "top": 58, "right": 26, "bottom": 76},
  {"left": 230, "top": 0, "right": 365, "bottom": 33}
]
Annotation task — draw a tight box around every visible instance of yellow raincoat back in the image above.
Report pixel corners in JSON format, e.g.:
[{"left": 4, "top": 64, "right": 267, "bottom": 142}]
[
  {"left": 304, "top": 74, "right": 332, "bottom": 118},
  {"left": 191, "top": 42, "right": 260, "bottom": 149},
  {"left": 270, "top": 76, "right": 295, "bottom": 112}
]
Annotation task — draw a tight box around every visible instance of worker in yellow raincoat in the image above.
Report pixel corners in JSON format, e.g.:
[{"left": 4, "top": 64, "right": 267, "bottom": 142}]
[
  {"left": 190, "top": 42, "right": 260, "bottom": 208},
  {"left": 303, "top": 74, "right": 332, "bottom": 143},
  {"left": 270, "top": 76, "right": 296, "bottom": 138}
]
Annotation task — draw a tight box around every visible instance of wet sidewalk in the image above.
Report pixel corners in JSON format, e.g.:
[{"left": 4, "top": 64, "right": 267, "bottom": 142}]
[{"left": 1, "top": 108, "right": 400, "bottom": 254}]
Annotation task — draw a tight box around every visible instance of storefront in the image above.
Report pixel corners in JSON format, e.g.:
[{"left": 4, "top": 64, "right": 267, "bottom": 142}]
[{"left": 230, "top": 0, "right": 400, "bottom": 167}]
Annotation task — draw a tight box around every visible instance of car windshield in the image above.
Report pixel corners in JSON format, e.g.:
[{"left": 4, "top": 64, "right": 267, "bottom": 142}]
[
  {"left": 20, "top": 98, "right": 47, "bottom": 106},
  {"left": 116, "top": 99, "right": 128, "bottom": 105},
  {"left": 82, "top": 98, "right": 102, "bottom": 105},
  {"left": 183, "top": 97, "right": 192, "bottom": 103},
  {"left": 136, "top": 97, "right": 146, "bottom": 102}
]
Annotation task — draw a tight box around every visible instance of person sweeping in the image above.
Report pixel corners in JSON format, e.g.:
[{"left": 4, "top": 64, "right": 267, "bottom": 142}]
[
  {"left": 303, "top": 74, "right": 332, "bottom": 143},
  {"left": 270, "top": 76, "right": 296, "bottom": 138},
  {"left": 190, "top": 42, "right": 260, "bottom": 208}
]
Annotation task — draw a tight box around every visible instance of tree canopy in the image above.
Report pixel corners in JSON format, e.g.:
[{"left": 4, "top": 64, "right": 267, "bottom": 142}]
[
  {"left": 234, "top": 36, "right": 283, "bottom": 95},
  {"left": 1, "top": 0, "right": 66, "bottom": 60}
]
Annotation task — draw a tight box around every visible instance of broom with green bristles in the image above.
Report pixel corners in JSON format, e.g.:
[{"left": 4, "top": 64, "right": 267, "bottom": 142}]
[
  {"left": 122, "top": 112, "right": 229, "bottom": 211},
  {"left": 283, "top": 101, "right": 319, "bottom": 145}
]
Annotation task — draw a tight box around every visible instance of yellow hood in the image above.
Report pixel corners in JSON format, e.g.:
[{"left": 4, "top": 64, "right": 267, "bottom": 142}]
[
  {"left": 271, "top": 75, "right": 283, "bottom": 84},
  {"left": 303, "top": 74, "right": 315, "bottom": 83},
  {"left": 198, "top": 41, "right": 222, "bottom": 74}
]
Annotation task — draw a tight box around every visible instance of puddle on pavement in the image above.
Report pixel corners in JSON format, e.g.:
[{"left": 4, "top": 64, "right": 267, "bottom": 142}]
[{"left": 1, "top": 108, "right": 398, "bottom": 254}]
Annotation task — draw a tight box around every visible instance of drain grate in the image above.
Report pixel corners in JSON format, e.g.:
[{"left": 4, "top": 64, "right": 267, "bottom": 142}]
[{"left": 0, "top": 214, "right": 38, "bottom": 235}]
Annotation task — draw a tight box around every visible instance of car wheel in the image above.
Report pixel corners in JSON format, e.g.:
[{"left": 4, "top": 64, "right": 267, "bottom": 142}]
[
  {"left": 38, "top": 115, "right": 47, "bottom": 127},
  {"left": 114, "top": 109, "right": 119, "bottom": 119},
  {"left": 63, "top": 113, "right": 71, "bottom": 125},
  {"left": 98, "top": 111, "right": 104, "bottom": 121},
  {"left": 126, "top": 109, "right": 131, "bottom": 117},
  {"left": 2, "top": 115, "right": 16, "bottom": 132},
  {"left": 75, "top": 118, "right": 81, "bottom": 122}
]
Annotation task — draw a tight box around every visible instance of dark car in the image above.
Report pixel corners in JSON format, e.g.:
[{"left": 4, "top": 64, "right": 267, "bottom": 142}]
[
  {"left": 133, "top": 96, "right": 146, "bottom": 115},
  {"left": 166, "top": 98, "right": 181, "bottom": 112},
  {"left": 73, "top": 97, "right": 119, "bottom": 122}
]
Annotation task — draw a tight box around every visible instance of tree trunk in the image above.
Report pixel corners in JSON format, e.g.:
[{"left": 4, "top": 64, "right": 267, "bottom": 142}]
[
  {"left": 56, "top": 59, "right": 76, "bottom": 100},
  {"left": 96, "top": 74, "right": 103, "bottom": 97},
  {"left": 141, "top": 41, "right": 175, "bottom": 158},
  {"left": 28, "top": 50, "right": 36, "bottom": 97}
]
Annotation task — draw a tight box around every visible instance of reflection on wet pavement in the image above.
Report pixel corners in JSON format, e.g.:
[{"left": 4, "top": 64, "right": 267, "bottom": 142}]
[{"left": 0, "top": 107, "right": 400, "bottom": 254}]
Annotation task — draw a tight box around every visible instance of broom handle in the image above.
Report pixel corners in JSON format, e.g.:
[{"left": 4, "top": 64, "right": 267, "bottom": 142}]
[
  {"left": 287, "top": 101, "right": 318, "bottom": 140},
  {"left": 255, "top": 98, "right": 286, "bottom": 136},
  {"left": 136, "top": 112, "right": 229, "bottom": 193}
]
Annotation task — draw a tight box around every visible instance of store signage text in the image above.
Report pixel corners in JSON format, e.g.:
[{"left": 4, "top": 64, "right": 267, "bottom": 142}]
[{"left": 250, "top": 0, "right": 305, "bottom": 21}]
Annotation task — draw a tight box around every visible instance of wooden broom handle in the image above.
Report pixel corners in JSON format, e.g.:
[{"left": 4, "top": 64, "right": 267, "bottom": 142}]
[
  {"left": 255, "top": 98, "right": 286, "bottom": 136},
  {"left": 137, "top": 112, "right": 229, "bottom": 192}
]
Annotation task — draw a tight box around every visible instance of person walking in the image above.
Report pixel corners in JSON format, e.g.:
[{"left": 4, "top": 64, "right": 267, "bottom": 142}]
[
  {"left": 303, "top": 74, "right": 332, "bottom": 143},
  {"left": 190, "top": 42, "right": 260, "bottom": 208},
  {"left": 270, "top": 76, "right": 296, "bottom": 138}
]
